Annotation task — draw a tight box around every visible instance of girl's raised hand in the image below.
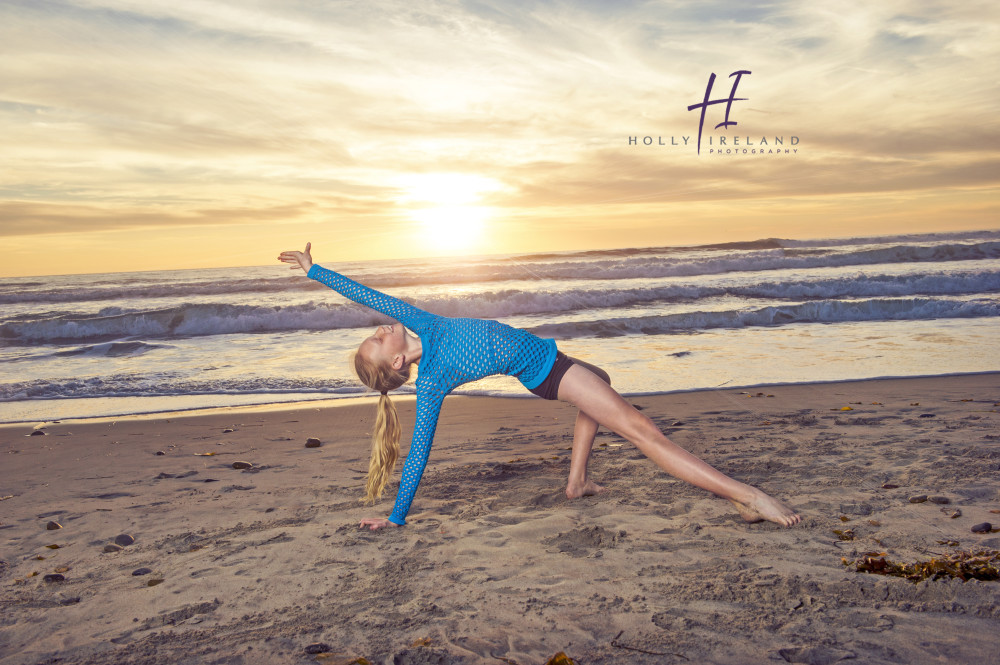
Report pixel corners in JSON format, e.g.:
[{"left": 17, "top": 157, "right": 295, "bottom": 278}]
[
  {"left": 278, "top": 242, "right": 313, "bottom": 272},
  {"left": 359, "top": 517, "right": 400, "bottom": 531}
]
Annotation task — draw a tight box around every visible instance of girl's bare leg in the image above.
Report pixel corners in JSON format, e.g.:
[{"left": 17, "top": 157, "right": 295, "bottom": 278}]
[
  {"left": 566, "top": 409, "right": 605, "bottom": 498},
  {"left": 556, "top": 364, "right": 800, "bottom": 526},
  {"left": 564, "top": 357, "right": 610, "bottom": 499}
]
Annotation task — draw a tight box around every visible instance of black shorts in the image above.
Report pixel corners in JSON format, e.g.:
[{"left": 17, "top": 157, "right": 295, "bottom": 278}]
[{"left": 528, "top": 350, "right": 576, "bottom": 400}]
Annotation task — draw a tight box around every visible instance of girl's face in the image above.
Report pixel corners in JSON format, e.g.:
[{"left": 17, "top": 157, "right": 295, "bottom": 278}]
[{"left": 359, "top": 323, "right": 407, "bottom": 369}]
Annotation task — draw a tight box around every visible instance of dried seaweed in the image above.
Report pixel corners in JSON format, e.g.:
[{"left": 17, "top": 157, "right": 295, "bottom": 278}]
[
  {"left": 544, "top": 653, "right": 579, "bottom": 665},
  {"left": 490, "top": 651, "right": 581, "bottom": 665},
  {"left": 844, "top": 549, "right": 1000, "bottom": 582}
]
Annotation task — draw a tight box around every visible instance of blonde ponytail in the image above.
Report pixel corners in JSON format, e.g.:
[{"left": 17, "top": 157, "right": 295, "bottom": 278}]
[
  {"left": 352, "top": 349, "right": 413, "bottom": 504},
  {"left": 364, "top": 393, "right": 401, "bottom": 503}
]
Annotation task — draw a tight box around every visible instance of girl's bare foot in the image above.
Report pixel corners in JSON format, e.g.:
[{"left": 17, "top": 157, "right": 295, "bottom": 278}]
[
  {"left": 728, "top": 490, "right": 801, "bottom": 527},
  {"left": 566, "top": 479, "right": 606, "bottom": 499}
]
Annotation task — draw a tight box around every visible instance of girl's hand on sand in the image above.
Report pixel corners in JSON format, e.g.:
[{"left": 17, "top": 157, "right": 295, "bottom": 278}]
[
  {"left": 277, "top": 242, "right": 313, "bottom": 272},
  {"left": 359, "top": 518, "right": 399, "bottom": 531}
]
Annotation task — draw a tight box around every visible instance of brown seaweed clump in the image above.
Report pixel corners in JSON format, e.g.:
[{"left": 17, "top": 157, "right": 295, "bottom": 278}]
[{"left": 844, "top": 549, "right": 1000, "bottom": 582}]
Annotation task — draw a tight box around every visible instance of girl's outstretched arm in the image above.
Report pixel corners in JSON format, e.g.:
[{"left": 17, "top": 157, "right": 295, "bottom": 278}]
[
  {"left": 279, "top": 241, "right": 431, "bottom": 327},
  {"left": 358, "top": 388, "right": 445, "bottom": 530}
]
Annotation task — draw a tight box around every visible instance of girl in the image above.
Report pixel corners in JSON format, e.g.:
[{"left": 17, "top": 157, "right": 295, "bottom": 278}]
[{"left": 278, "top": 243, "right": 800, "bottom": 530}]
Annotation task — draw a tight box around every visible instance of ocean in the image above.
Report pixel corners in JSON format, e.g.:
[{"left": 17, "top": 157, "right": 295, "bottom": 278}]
[{"left": 2, "top": 230, "right": 998, "bottom": 423}]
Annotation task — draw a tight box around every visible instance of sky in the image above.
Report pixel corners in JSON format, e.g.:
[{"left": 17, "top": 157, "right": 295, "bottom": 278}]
[{"left": 2, "top": 0, "right": 999, "bottom": 277}]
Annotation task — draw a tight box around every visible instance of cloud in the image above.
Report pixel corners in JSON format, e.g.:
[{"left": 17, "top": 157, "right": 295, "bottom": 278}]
[
  {"left": 0, "top": 200, "right": 315, "bottom": 236},
  {"left": 1, "top": 0, "right": 997, "bottom": 265}
]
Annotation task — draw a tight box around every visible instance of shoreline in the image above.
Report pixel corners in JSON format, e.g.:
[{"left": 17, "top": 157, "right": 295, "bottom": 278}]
[
  {"left": 2, "top": 372, "right": 998, "bottom": 664},
  {"left": 4, "top": 369, "right": 999, "bottom": 426}
]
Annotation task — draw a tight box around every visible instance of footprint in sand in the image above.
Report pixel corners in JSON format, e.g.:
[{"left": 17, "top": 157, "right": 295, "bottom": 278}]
[
  {"left": 543, "top": 526, "right": 626, "bottom": 557},
  {"left": 778, "top": 646, "right": 857, "bottom": 664},
  {"left": 389, "top": 647, "right": 458, "bottom": 664},
  {"left": 138, "top": 600, "right": 221, "bottom": 630},
  {"left": 189, "top": 567, "right": 220, "bottom": 579},
  {"left": 527, "top": 492, "right": 564, "bottom": 508},
  {"left": 839, "top": 612, "right": 895, "bottom": 633},
  {"left": 478, "top": 531, "right": 509, "bottom": 548}
]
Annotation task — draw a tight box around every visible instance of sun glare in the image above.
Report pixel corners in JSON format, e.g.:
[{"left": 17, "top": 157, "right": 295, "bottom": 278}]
[
  {"left": 410, "top": 205, "right": 491, "bottom": 251},
  {"left": 396, "top": 173, "right": 502, "bottom": 253}
]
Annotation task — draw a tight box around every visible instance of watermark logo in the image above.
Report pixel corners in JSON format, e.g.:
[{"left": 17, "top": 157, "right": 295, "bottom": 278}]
[
  {"left": 687, "top": 70, "right": 751, "bottom": 155},
  {"left": 627, "top": 70, "right": 800, "bottom": 156}
]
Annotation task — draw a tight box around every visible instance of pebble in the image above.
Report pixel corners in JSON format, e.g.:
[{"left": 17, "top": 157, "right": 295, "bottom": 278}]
[
  {"left": 928, "top": 496, "right": 950, "bottom": 504},
  {"left": 154, "top": 451, "right": 165, "bottom": 456},
  {"left": 908, "top": 495, "right": 928, "bottom": 503},
  {"left": 155, "top": 472, "right": 176, "bottom": 479},
  {"left": 60, "top": 597, "right": 81, "bottom": 606},
  {"left": 304, "top": 643, "right": 332, "bottom": 655},
  {"left": 46, "top": 521, "right": 62, "bottom": 530},
  {"left": 971, "top": 522, "right": 992, "bottom": 534},
  {"left": 223, "top": 428, "right": 235, "bottom": 433},
  {"left": 918, "top": 413, "right": 936, "bottom": 418},
  {"left": 132, "top": 567, "right": 153, "bottom": 576},
  {"left": 671, "top": 421, "right": 684, "bottom": 427},
  {"left": 104, "top": 544, "right": 124, "bottom": 553},
  {"left": 30, "top": 430, "right": 46, "bottom": 436},
  {"left": 305, "top": 437, "right": 322, "bottom": 448},
  {"left": 232, "top": 461, "right": 253, "bottom": 469},
  {"left": 949, "top": 509, "right": 962, "bottom": 519},
  {"left": 43, "top": 574, "right": 65, "bottom": 583},
  {"left": 115, "top": 534, "right": 135, "bottom": 547}
]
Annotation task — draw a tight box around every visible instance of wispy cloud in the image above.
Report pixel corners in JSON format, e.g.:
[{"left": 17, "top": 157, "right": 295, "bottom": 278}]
[{"left": 0, "top": 200, "right": 316, "bottom": 236}]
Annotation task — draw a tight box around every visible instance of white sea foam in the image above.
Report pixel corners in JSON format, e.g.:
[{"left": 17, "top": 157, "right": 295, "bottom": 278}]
[
  {"left": 528, "top": 297, "right": 1000, "bottom": 338},
  {"left": 2, "top": 270, "right": 997, "bottom": 344},
  {"left": 0, "top": 374, "right": 364, "bottom": 402}
]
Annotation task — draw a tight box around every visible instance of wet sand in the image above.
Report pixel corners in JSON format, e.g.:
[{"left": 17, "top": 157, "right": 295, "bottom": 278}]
[{"left": 1, "top": 374, "right": 998, "bottom": 665}]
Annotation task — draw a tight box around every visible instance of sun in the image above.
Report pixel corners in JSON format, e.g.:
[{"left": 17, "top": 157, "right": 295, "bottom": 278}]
[
  {"left": 409, "top": 205, "right": 491, "bottom": 251},
  {"left": 395, "top": 173, "right": 502, "bottom": 254}
]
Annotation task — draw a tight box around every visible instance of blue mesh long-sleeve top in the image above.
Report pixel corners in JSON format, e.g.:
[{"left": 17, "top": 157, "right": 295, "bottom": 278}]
[{"left": 307, "top": 264, "right": 558, "bottom": 525}]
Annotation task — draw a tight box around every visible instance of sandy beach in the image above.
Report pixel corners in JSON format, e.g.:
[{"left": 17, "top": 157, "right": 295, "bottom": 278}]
[{"left": 1, "top": 373, "right": 998, "bottom": 665}]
